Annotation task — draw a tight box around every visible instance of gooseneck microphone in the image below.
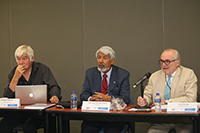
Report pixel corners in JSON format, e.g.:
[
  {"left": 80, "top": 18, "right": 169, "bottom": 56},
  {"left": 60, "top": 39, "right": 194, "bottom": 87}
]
[
  {"left": 133, "top": 72, "right": 151, "bottom": 109},
  {"left": 132, "top": 72, "right": 151, "bottom": 88}
]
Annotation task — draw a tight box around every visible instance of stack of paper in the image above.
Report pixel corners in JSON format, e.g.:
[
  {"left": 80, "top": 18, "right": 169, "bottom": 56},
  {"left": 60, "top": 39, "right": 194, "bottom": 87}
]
[{"left": 24, "top": 103, "right": 55, "bottom": 110}]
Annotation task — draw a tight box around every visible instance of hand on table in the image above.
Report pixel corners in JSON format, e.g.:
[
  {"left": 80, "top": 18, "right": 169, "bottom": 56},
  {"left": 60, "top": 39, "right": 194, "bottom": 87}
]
[
  {"left": 90, "top": 92, "right": 111, "bottom": 102},
  {"left": 50, "top": 96, "right": 59, "bottom": 103}
]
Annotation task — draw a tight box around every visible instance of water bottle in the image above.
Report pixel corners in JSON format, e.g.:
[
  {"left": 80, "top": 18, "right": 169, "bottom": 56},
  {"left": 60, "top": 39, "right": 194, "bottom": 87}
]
[
  {"left": 154, "top": 93, "right": 161, "bottom": 112},
  {"left": 70, "top": 91, "right": 77, "bottom": 110}
]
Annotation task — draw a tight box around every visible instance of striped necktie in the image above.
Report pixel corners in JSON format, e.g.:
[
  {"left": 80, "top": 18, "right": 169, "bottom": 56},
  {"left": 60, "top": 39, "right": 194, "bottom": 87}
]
[{"left": 164, "top": 75, "right": 172, "bottom": 100}]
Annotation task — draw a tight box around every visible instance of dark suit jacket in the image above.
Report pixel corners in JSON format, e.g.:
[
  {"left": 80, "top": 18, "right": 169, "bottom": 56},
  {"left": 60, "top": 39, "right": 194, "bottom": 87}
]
[{"left": 80, "top": 65, "right": 130, "bottom": 104}]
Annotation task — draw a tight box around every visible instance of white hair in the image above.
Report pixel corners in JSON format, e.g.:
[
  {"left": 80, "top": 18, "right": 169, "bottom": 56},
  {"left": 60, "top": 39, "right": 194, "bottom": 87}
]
[
  {"left": 95, "top": 46, "right": 115, "bottom": 60},
  {"left": 15, "top": 45, "right": 34, "bottom": 62},
  {"left": 163, "top": 48, "right": 181, "bottom": 63}
]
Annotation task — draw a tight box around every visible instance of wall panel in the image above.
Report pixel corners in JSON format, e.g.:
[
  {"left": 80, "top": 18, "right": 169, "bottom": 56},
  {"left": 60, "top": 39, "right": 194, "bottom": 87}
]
[
  {"left": 9, "top": 0, "right": 84, "bottom": 102},
  {"left": 164, "top": 0, "right": 200, "bottom": 82},
  {"left": 84, "top": 0, "right": 163, "bottom": 102},
  {"left": 0, "top": 0, "right": 199, "bottom": 132},
  {"left": 0, "top": 0, "right": 10, "bottom": 96}
]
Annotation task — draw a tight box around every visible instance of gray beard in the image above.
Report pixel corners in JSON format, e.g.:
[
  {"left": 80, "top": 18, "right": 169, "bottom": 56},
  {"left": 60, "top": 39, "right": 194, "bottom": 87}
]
[{"left": 97, "top": 66, "right": 110, "bottom": 73}]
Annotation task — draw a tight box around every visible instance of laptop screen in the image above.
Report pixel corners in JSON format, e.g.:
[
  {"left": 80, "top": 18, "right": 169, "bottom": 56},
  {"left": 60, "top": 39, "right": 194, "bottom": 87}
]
[{"left": 15, "top": 85, "right": 47, "bottom": 104}]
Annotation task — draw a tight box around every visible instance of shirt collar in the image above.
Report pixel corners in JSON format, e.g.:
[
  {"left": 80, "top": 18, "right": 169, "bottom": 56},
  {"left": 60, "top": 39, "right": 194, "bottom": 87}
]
[
  {"left": 166, "top": 69, "right": 177, "bottom": 79},
  {"left": 101, "top": 66, "right": 112, "bottom": 78}
]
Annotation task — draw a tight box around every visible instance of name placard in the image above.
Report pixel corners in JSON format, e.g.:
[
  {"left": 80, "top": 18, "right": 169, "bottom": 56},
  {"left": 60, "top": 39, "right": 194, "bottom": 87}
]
[
  {"left": 81, "top": 101, "right": 111, "bottom": 111},
  {"left": 0, "top": 98, "right": 20, "bottom": 107},
  {"left": 167, "top": 102, "right": 198, "bottom": 112}
]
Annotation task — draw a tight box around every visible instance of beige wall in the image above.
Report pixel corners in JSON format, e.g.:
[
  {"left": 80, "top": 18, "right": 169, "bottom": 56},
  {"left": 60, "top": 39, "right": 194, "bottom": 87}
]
[{"left": 0, "top": 0, "right": 200, "bottom": 132}]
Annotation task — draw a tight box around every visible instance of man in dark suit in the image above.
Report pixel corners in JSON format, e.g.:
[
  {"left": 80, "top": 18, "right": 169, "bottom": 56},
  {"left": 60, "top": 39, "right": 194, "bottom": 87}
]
[{"left": 80, "top": 46, "right": 130, "bottom": 133}]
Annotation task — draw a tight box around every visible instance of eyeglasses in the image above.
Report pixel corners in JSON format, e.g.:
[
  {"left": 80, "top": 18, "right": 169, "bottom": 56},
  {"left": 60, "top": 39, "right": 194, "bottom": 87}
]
[{"left": 158, "top": 59, "right": 178, "bottom": 65}]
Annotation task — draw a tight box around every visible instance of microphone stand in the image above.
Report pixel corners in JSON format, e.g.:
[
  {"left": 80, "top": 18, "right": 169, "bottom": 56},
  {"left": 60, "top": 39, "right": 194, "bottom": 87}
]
[
  {"left": 135, "top": 82, "right": 150, "bottom": 109},
  {"left": 141, "top": 82, "right": 144, "bottom": 98}
]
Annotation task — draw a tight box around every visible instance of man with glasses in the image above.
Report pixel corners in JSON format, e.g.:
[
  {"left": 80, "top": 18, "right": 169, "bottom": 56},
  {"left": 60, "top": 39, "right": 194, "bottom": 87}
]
[{"left": 137, "top": 48, "right": 197, "bottom": 133}]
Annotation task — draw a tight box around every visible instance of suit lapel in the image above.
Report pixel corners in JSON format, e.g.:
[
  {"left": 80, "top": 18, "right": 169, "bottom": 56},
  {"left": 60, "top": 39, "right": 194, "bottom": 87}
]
[
  {"left": 160, "top": 71, "right": 166, "bottom": 93},
  {"left": 109, "top": 66, "right": 117, "bottom": 93},
  {"left": 171, "top": 67, "right": 181, "bottom": 96},
  {"left": 94, "top": 68, "right": 102, "bottom": 92}
]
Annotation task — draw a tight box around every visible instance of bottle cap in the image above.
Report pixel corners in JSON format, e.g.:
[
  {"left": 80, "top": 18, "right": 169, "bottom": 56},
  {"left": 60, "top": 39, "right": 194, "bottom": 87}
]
[
  {"left": 156, "top": 93, "right": 159, "bottom": 95},
  {"left": 72, "top": 91, "right": 76, "bottom": 94}
]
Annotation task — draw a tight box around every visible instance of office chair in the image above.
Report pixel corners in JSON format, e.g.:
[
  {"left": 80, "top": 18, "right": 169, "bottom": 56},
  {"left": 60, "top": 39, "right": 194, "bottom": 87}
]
[
  {"left": 169, "top": 128, "right": 176, "bottom": 133},
  {"left": 99, "top": 94, "right": 135, "bottom": 133},
  {"left": 13, "top": 123, "right": 44, "bottom": 133},
  {"left": 13, "top": 123, "right": 24, "bottom": 133},
  {"left": 13, "top": 113, "right": 57, "bottom": 133}
]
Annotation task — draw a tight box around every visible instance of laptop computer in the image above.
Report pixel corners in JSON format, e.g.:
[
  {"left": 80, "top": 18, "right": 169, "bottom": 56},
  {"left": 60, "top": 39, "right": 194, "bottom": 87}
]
[{"left": 15, "top": 85, "right": 47, "bottom": 104}]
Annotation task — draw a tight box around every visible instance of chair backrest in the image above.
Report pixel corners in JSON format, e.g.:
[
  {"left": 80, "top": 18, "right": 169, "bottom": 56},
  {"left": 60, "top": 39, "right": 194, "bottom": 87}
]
[
  {"left": 197, "top": 93, "right": 200, "bottom": 102},
  {"left": 129, "top": 94, "right": 134, "bottom": 105}
]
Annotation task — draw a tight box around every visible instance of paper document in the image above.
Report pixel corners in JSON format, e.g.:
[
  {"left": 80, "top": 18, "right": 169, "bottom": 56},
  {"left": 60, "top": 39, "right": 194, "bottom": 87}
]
[
  {"left": 128, "top": 108, "right": 151, "bottom": 112},
  {"left": 24, "top": 103, "right": 55, "bottom": 110},
  {"left": 128, "top": 108, "right": 138, "bottom": 111}
]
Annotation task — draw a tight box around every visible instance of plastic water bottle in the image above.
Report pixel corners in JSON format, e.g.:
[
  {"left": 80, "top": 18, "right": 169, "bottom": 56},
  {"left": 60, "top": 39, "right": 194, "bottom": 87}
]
[
  {"left": 70, "top": 91, "right": 77, "bottom": 110},
  {"left": 155, "top": 93, "right": 161, "bottom": 112}
]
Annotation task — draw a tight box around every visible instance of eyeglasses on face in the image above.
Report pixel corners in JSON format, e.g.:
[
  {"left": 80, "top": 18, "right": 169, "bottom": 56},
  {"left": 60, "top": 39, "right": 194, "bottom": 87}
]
[{"left": 158, "top": 59, "right": 178, "bottom": 65}]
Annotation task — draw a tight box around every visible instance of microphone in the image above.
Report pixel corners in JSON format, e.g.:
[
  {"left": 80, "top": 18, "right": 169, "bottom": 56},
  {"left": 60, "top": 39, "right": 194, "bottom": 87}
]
[{"left": 132, "top": 72, "right": 151, "bottom": 88}]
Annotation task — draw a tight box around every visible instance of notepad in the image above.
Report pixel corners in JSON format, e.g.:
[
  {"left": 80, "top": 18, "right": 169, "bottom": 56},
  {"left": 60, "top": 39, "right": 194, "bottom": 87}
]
[{"left": 24, "top": 103, "right": 55, "bottom": 110}]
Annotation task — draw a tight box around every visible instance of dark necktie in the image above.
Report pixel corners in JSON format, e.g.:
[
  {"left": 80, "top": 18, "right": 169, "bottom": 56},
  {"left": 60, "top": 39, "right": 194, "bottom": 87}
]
[
  {"left": 101, "top": 74, "right": 108, "bottom": 94},
  {"left": 164, "top": 75, "right": 172, "bottom": 100}
]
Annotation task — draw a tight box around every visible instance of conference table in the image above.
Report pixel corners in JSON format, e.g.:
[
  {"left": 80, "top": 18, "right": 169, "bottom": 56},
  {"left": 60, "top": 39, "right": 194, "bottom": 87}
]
[
  {"left": 0, "top": 105, "right": 57, "bottom": 133},
  {"left": 0, "top": 105, "right": 199, "bottom": 133},
  {"left": 0, "top": 105, "right": 46, "bottom": 120},
  {"left": 45, "top": 105, "right": 200, "bottom": 133}
]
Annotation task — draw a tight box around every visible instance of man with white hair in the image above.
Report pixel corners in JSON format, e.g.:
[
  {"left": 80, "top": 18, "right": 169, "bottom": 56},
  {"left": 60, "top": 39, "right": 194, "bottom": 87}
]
[
  {"left": 137, "top": 48, "right": 197, "bottom": 133},
  {"left": 0, "top": 45, "right": 62, "bottom": 133},
  {"left": 80, "top": 46, "right": 130, "bottom": 133}
]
